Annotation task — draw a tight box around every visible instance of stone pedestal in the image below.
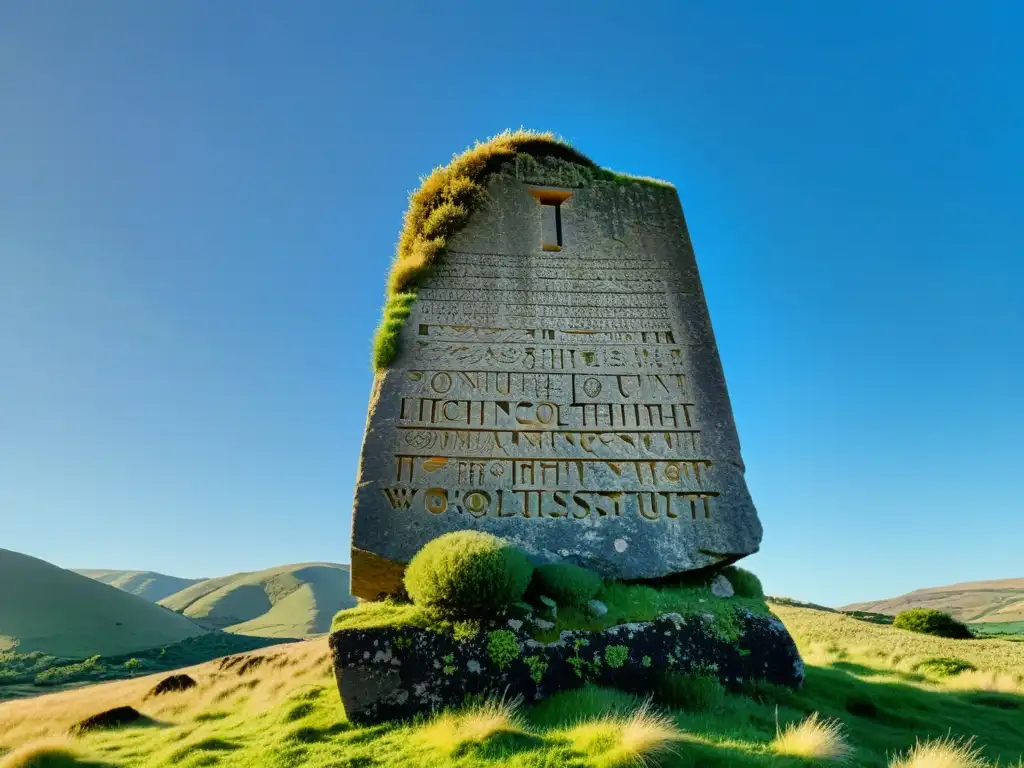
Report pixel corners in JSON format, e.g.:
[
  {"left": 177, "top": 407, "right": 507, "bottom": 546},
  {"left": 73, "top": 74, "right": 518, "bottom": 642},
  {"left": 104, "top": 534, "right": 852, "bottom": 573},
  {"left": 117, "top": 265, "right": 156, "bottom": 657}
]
[{"left": 329, "top": 611, "right": 803, "bottom": 725}]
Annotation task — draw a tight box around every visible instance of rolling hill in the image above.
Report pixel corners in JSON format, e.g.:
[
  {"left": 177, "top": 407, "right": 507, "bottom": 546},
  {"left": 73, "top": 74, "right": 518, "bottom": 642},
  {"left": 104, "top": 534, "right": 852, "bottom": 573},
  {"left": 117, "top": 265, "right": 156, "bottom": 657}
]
[
  {"left": 842, "top": 577, "right": 1024, "bottom": 625},
  {"left": 0, "top": 549, "right": 207, "bottom": 658},
  {"left": 158, "top": 563, "right": 358, "bottom": 637},
  {"left": 72, "top": 569, "right": 204, "bottom": 602}
]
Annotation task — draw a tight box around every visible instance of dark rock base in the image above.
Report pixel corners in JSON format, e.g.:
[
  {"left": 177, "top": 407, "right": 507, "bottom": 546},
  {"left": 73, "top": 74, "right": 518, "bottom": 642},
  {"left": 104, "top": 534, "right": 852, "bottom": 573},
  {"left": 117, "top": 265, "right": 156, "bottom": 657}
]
[{"left": 329, "top": 610, "right": 804, "bottom": 724}]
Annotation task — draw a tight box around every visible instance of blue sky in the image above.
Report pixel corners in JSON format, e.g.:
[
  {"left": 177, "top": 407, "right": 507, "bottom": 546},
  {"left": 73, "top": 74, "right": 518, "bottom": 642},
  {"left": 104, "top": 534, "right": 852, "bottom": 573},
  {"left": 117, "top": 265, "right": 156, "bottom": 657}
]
[{"left": 1, "top": 2, "right": 1021, "bottom": 607}]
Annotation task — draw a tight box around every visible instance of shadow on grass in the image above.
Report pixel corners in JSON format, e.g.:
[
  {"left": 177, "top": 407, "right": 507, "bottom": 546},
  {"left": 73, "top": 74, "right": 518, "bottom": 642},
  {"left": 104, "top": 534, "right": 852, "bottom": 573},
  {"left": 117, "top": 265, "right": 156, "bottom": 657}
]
[
  {"left": 287, "top": 722, "right": 353, "bottom": 743},
  {"left": 170, "top": 737, "right": 242, "bottom": 762},
  {"left": 829, "top": 660, "right": 928, "bottom": 684}
]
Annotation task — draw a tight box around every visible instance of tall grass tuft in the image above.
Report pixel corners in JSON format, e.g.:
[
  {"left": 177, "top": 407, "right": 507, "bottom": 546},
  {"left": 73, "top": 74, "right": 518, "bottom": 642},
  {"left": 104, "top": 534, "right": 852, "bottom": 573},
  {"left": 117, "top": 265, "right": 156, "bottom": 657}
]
[
  {"left": 417, "top": 696, "right": 526, "bottom": 756},
  {"left": 771, "top": 712, "right": 854, "bottom": 763},
  {"left": 0, "top": 739, "right": 81, "bottom": 768},
  {"left": 888, "top": 735, "right": 988, "bottom": 768},
  {"left": 562, "top": 699, "right": 681, "bottom": 768}
]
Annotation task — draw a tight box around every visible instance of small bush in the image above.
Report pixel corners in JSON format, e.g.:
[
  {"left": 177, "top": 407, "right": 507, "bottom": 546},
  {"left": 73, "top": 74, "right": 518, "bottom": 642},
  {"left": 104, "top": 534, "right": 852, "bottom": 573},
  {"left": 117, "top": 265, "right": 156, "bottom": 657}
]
[
  {"left": 656, "top": 673, "right": 725, "bottom": 712},
  {"left": 722, "top": 566, "right": 764, "bottom": 598},
  {"left": 528, "top": 563, "right": 602, "bottom": 607},
  {"left": 404, "top": 532, "right": 533, "bottom": 618},
  {"left": 893, "top": 609, "right": 973, "bottom": 639},
  {"left": 914, "top": 656, "right": 977, "bottom": 677}
]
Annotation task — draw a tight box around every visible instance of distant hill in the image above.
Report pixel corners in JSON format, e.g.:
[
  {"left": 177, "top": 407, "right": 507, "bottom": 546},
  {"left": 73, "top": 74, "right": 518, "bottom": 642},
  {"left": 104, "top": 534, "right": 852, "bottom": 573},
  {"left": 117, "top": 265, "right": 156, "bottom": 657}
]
[
  {"left": 159, "top": 563, "right": 358, "bottom": 638},
  {"left": 73, "top": 569, "right": 204, "bottom": 603},
  {"left": 0, "top": 549, "right": 207, "bottom": 658},
  {"left": 842, "top": 577, "right": 1024, "bottom": 624}
]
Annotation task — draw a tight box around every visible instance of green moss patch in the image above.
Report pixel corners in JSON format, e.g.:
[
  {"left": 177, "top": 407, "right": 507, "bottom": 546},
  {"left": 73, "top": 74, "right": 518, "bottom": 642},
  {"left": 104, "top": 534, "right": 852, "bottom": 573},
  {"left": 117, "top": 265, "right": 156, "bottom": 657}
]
[
  {"left": 330, "top": 599, "right": 428, "bottom": 633},
  {"left": 531, "top": 581, "right": 772, "bottom": 644}
]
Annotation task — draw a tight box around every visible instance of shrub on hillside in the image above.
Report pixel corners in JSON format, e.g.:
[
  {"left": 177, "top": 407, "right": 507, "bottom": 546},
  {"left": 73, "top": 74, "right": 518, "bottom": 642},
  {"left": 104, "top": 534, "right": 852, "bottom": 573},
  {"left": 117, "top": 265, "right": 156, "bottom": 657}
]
[
  {"left": 528, "top": 563, "right": 603, "bottom": 607},
  {"left": 722, "top": 566, "right": 764, "bottom": 598},
  {"left": 404, "top": 531, "right": 533, "bottom": 618},
  {"left": 33, "top": 656, "right": 104, "bottom": 686},
  {"left": 914, "top": 656, "right": 977, "bottom": 677},
  {"left": 893, "top": 609, "right": 973, "bottom": 639}
]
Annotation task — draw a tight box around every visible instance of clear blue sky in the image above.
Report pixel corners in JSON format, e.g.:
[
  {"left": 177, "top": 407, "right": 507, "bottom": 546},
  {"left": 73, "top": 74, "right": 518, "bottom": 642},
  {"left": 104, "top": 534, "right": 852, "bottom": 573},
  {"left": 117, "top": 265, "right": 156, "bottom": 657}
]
[{"left": 1, "top": 2, "right": 1021, "bottom": 607}]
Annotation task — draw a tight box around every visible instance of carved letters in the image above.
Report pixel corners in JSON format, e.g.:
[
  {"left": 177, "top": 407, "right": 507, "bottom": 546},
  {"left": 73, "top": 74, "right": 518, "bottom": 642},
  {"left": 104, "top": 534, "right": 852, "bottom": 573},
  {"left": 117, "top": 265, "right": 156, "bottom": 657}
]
[{"left": 377, "top": 246, "right": 723, "bottom": 525}]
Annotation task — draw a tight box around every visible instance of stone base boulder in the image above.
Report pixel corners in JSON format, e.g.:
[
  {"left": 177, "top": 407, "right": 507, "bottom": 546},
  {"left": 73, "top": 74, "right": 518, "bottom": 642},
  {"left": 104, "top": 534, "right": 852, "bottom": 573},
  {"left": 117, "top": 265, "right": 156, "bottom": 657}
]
[{"left": 329, "top": 609, "right": 803, "bottom": 724}]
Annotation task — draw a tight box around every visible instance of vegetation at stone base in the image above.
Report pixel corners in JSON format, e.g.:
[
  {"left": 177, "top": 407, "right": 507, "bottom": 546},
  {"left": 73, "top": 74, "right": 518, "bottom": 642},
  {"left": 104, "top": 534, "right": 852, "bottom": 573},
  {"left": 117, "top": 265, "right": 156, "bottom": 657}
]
[
  {"left": 532, "top": 580, "right": 772, "bottom": 643},
  {"left": 3, "top": 602, "right": 1024, "bottom": 767},
  {"left": 371, "top": 128, "right": 674, "bottom": 370},
  {"left": 403, "top": 531, "right": 534, "bottom": 619},
  {"left": 722, "top": 566, "right": 764, "bottom": 599},
  {"left": 157, "top": 562, "right": 357, "bottom": 638},
  {"left": 332, "top": 575, "right": 772, "bottom": 646},
  {"left": 527, "top": 563, "right": 604, "bottom": 607},
  {"left": 893, "top": 608, "right": 974, "bottom": 639},
  {"left": 0, "top": 633, "right": 291, "bottom": 700}
]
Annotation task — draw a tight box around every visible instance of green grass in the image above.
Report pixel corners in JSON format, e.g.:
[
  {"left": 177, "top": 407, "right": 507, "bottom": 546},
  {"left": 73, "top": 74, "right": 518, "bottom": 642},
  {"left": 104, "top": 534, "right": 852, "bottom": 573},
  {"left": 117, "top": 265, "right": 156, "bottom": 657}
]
[
  {"left": 1, "top": 634, "right": 291, "bottom": 700},
  {"left": 0, "top": 549, "right": 207, "bottom": 658},
  {"left": 158, "top": 563, "right": 357, "bottom": 638},
  {"left": 2, "top": 602, "right": 1023, "bottom": 767},
  {"left": 370, "top": 128, "right": 675, "bottom": 370},
  {"left": 970, "top": 621, "right": 1024, "bottom": 639},
  {"left": 534, "top": 581, "right": 772, "bottom": 643}
]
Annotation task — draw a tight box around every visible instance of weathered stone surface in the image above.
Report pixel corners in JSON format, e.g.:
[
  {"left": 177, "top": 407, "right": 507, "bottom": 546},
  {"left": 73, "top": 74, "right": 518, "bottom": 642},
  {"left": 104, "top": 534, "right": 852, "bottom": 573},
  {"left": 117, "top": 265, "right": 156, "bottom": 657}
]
[
  {"left": 711, "top": 575, "right": 735, "bottom": 598},
  {"left": 330, "top": 610, "right": 803, "bottom": 724},
  {"left": 351, "top": 157, "right": 762, "bottom": 598}
]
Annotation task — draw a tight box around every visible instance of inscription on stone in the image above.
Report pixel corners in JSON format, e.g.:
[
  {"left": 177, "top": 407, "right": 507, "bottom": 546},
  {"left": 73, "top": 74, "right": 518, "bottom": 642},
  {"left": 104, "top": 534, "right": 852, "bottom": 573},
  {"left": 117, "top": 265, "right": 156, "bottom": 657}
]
[{"left": 350, "top": 168, "right": 762, "bottom": 600}]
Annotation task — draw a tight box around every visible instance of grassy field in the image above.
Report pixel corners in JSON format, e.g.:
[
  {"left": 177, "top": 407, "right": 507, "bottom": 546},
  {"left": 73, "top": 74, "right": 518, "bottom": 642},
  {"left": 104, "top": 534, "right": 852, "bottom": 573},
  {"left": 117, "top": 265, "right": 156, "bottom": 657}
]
[
  {"left": 970, "top": 621, "right": 1024, "bottom": 639},
  {"left": 74, "top": 571, "right": 204, "bottom": 604},
  {"left": 0, "top": 633, "right": 293, "bottom": 703},
  {"left": 157, "top": 564, "right": 358, "bottom": 638},
  {"left": 1, "top": 602, "right": 1021, "bottom": 767},
  {"left": 0, "top": 550, "right": 206, "bottom": 658},
  {"left": 843, "top": 577, "right": 1024, "bottom": 624}
]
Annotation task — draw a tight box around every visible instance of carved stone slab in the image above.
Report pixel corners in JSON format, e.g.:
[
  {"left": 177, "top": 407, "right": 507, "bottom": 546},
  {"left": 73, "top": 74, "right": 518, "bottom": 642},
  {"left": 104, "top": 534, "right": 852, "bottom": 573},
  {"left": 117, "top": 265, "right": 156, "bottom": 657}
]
[{"left": 350, "top": 165, "right": 762, "bottom": 599}]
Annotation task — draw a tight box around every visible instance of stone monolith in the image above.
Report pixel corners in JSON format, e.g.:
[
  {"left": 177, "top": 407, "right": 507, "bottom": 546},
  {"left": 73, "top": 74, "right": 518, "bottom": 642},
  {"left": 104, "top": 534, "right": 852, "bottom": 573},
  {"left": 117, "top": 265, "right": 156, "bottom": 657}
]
[{"left": 350, "top": 155, "right": 762, "bottom": 600}]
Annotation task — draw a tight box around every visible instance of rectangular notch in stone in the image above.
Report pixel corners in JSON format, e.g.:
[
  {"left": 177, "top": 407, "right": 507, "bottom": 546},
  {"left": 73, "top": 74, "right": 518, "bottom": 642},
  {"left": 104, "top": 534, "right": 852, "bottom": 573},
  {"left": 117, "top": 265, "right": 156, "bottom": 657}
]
[
  {"left": 529, "top": 187, "right": 573, "bottom": 252},
  {"left": 541, "top": 203, "right": 562, "bottom": 251}
]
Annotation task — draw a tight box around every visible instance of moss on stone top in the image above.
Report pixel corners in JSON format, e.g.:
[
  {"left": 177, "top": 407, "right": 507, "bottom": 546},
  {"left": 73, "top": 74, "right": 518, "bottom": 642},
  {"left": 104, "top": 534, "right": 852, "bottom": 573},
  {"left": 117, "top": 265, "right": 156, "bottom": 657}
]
[
  {"left": 331, "top": 579, "right": 770, "bottom": 646},
  {"left": 371, "top": 129, "right": 674, "bottom": 370},
  {"left": 534, "top": 582, "right": 771, "bottom": 644}
]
